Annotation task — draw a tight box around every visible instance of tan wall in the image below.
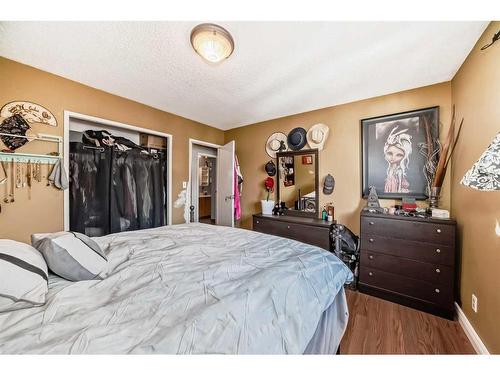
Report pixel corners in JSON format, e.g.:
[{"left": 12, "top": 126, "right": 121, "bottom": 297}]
[
  {"left": 450, "top": 21, "right": 500, "bottom": 353},
  {"left": 226, "top": 82, "right": 452, "bottom": 233},
  {"left": 0, "top": 57, "right": 224, "bottom": 243}
]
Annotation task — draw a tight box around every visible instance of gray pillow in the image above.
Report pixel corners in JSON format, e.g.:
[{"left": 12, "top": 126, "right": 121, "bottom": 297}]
[
  {"left": 0, "top": 240, "right": 48, "bottom": 312},
  {"left": 31, "top": 232, "right": 107, "bottom": 282}
]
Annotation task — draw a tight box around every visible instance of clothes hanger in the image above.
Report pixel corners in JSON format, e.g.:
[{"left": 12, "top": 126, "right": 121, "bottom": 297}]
[{"left": 481, "top": 30, "right": 500, "bottom": 50}]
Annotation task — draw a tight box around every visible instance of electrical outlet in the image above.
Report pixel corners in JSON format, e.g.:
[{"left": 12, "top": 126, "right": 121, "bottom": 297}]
[
  {"left": 182, "top": 181, "right": 187, "bottom": 189},
  {"left": 472, "top": 294, "right": 478, "bottom": 313}
]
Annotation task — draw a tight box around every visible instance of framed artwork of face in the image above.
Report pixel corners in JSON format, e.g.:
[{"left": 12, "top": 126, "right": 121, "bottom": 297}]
[{"left": 361, "top": 107, "right": 439, "bottom": 199}]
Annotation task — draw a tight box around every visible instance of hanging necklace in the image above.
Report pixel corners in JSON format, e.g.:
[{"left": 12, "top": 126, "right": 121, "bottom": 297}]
[
  {"left": 16, "top": 161, "right": 22, "bottom": 188},
  {"left": 3, "top": 162, "right": 9, "bottom": 203},
  {"left": 10, "top": 159, "right": 15, "bottom": 202},
  {"left": 27, "top": 160, "right": 32, "bottom": 199},
  {"left": 46, "top": 162, "right": 51, "bottom": 186}
]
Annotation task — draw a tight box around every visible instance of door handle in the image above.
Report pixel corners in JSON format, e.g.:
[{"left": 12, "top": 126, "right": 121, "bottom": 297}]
[{"left": 225, "top": 195, "right": 235, "bottom": 201}]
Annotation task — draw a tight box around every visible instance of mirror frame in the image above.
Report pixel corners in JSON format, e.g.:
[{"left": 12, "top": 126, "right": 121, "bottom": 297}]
[{"left": 276, "top": 149, "right": 319, "bottom": 218}]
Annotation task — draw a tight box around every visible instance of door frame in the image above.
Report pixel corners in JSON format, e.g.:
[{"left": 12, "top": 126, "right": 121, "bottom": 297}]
[
  {"left": 63, "top": 110, "right": 173, "bottom": 230},
  {"left": 188, "top": 138, "right": 221, "bottom": 223}
]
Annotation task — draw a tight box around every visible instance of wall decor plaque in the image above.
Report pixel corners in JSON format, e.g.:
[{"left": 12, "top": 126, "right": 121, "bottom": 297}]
[{"left": 1, "top": 101, "right": 57, "bottom": 127}]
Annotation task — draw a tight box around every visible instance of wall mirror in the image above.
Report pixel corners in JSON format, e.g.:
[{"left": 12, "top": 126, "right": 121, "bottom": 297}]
[{"left": 276, "top": 149, "right": 319, "bottom": 218}]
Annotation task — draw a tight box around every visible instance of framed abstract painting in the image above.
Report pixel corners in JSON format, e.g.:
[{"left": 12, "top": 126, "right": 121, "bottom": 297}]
[{"left": 361, "top": 106, "right": 439, "bottom": 199}]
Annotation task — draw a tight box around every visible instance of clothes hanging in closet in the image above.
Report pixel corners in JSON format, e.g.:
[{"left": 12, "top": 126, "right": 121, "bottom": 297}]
[{"left": 69, "top": 141, "right": 167, "bottom": 237}]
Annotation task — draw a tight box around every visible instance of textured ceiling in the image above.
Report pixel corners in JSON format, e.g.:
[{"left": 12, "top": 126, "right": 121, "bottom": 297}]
[{"left": 0, "top": 21, "right": 488, "bottom": 130}]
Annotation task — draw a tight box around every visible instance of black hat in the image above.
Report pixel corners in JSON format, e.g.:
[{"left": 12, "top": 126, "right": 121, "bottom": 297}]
[
  {"left": 287, "top": 127, "right": 307, "bottom": 150},
  {"left": 323, "top": 174, "right": 335, "bottom": 195},
  {"left": 265, "top": 160, "right": 276, "bottom": 176}
]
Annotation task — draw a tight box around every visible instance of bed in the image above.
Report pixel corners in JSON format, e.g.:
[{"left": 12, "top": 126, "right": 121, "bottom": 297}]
[{"left": 0, "top": 223, "right": 352, "bottom": 354}]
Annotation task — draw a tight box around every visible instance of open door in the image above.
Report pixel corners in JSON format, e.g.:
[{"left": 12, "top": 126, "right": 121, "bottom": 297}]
[{"left": 216, "top": 141, "right": 235, "bottom": 227}]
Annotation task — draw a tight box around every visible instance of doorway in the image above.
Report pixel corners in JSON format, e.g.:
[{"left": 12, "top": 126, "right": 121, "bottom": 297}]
[
  {"left": 198, "top": 154, "right": 217, "bottom": 225},
  {"left": 190, "top": 142, "right": 217, "bottom": 224},
  {"left": 189, "top": 139, "right": 235, "bottom": 227}
]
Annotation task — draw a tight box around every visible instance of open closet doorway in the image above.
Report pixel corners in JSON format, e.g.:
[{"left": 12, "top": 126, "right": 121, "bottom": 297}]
[
  {"left": 63, "top": 111, "right": 172, "bottom": 234},
  {"left": 189, "top": 139, "right": 235, "bottom": 227}
]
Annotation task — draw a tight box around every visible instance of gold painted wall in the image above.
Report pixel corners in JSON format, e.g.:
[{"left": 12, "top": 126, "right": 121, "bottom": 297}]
[
  {"left": 226, "top": 82, "right": 452, "bottom": 233},
  {"left": 0, "top": 57, "right": 224, "bottom": 243},
  {"left": 450, "top": 21, "right": 500, "bottom": 353}
]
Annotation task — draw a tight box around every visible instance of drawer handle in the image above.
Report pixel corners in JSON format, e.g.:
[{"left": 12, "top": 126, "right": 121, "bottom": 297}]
[
  {"left": 435, "top": 288, "right": 440, "bottom": 293},
  {"left": 369, "top": 238, "right": 374, "bottom": 243},
  {"left": 368, "top": 272, "right": 373, "bottom": 276},
  {"left": 256, "top": 220, "right": 259, "bottom": 224},
  {"left": 435, "top": 268, "right": 441, "bottom": 273},
  {"left": 436, "top": 248, "right": 441, "bottom": 253},
  {"left": 287, "top": 225, "right": 290, "bottom": 229},
  {"left": 436, "top": 228, "right": 442, "bottom": 233},
  {"left": 369, "top": 255, "right": 374, "bottom": 260},
  {"left": 369, "top": 221, "right": 374, "bottom": 225}
]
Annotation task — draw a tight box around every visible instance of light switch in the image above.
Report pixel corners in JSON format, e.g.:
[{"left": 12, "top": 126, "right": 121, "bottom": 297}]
[{"left": 182, "top": 181, "right": 187, "bottom": 189}]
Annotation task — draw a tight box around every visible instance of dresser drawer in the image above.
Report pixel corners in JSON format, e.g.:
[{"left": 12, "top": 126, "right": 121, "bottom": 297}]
[
  {"left": 359, "top": 266, "right": 453, "bottom": 306},
  {"left": 361, "top": 216, "right": 455, "bottom": 245},
  {"left": 286, "top": 222, "right": 330, "bottom": 250},
  {"left": 253, "top": 216, "right": 293, "bottom": 238},
  {"left": 360, "top": 235, "right": 454, "bottom": 266},
  {"left": 361, "top": 251, "right": 453, "bottom": 286},
  {"left": 253, "top": 216, "right": 330, "bottom": 250}
]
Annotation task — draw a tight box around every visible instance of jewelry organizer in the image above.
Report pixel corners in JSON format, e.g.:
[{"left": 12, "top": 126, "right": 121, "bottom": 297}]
[{"left": 1, "top": 133, "right": 63, "bottom": 208}]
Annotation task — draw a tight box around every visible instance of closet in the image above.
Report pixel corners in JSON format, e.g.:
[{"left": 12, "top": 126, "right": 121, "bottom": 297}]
[{"left": 68, "top": 117, "right": 168, "bottom": 237}]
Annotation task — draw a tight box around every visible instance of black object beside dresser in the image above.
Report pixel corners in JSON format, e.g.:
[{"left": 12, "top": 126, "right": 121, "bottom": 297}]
[
  {"left": 358, "top": 211, "right": 457, "bottom": 319},
  {"left": 252, "top": 213, "right": 332, "bottom": 250}
]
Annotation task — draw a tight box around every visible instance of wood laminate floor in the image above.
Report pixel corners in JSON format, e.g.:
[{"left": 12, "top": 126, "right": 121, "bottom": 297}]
[{"left": 340, "top": 290, "right": 475, "bottom": 354}]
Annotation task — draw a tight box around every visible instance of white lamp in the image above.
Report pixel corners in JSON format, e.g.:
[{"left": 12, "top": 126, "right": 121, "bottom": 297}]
[{"left": 461, "top": 132, "right": 500, "bottom": 191}]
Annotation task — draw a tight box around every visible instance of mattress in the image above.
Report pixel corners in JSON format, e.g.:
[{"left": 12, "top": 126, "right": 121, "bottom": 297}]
[{"left": 0, "top": 223, "right": 352, "bottom": 354}]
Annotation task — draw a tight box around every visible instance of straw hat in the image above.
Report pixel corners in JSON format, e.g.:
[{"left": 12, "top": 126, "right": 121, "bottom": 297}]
[
  {"left": 306, "top": 123, "right": 329, "bottom": 151},
  {"left": 265, "top": 132, "right": 287, "bottom": 158}
]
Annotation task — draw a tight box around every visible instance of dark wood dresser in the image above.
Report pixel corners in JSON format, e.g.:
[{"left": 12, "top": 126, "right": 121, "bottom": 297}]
[
  {"left": 358, "top": 211, "right": 457, "bottom": 319},
  {"left": 252, "top": 213, "right": 333, "bottom": 250}
]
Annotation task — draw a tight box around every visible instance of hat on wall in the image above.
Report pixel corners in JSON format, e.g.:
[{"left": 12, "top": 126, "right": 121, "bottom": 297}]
[
  {"left": 306, "top": 123, "right": 329, "bottom": 151},
  {"left": 287, "top": 127, "right": 307, "bottom": 151},
  {"left": 265, "top": 160, "right": 276, "bottom": 176},
  {"left": 323, "top": 174, "right": 335, "bottom": 195},
  {"left": 265, "top": 132, "right": 287, "bottom": 158}
]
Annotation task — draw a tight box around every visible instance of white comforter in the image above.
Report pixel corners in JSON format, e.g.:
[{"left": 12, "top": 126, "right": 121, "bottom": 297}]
[{"left": 0, "top": 224, "right": 352, "bottom": 354}]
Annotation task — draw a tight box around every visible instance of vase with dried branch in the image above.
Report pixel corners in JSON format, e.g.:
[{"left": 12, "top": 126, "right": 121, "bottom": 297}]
[
  {"left": 428, "top": 106, "right": 463, "bottom": 208},
  {"left": 418, "top": 112, "right": 441, "bottom": 199}
]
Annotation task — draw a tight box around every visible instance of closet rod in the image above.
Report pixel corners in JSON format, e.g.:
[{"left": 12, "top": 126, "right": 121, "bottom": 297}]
[{"left": 82, "top": 145, "right": 105, "bottom": 152}]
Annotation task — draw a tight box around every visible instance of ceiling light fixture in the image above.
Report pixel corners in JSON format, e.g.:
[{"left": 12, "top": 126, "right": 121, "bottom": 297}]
[{"left": 190, "top": 23, "right": 234, "bottom": 63}]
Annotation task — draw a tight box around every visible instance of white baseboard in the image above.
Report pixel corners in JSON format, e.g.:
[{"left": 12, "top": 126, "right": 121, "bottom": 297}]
[{"left": 455, "top": 302, "right": 490, "bottom": 354}]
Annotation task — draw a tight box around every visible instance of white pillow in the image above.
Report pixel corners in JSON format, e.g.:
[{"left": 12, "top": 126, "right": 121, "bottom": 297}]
[
  {"left": 31, "top": 231, "right": 107, "bottom": 282},
  {"left": 0, "top": 239, "right": 49, "bottom": 312}
]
